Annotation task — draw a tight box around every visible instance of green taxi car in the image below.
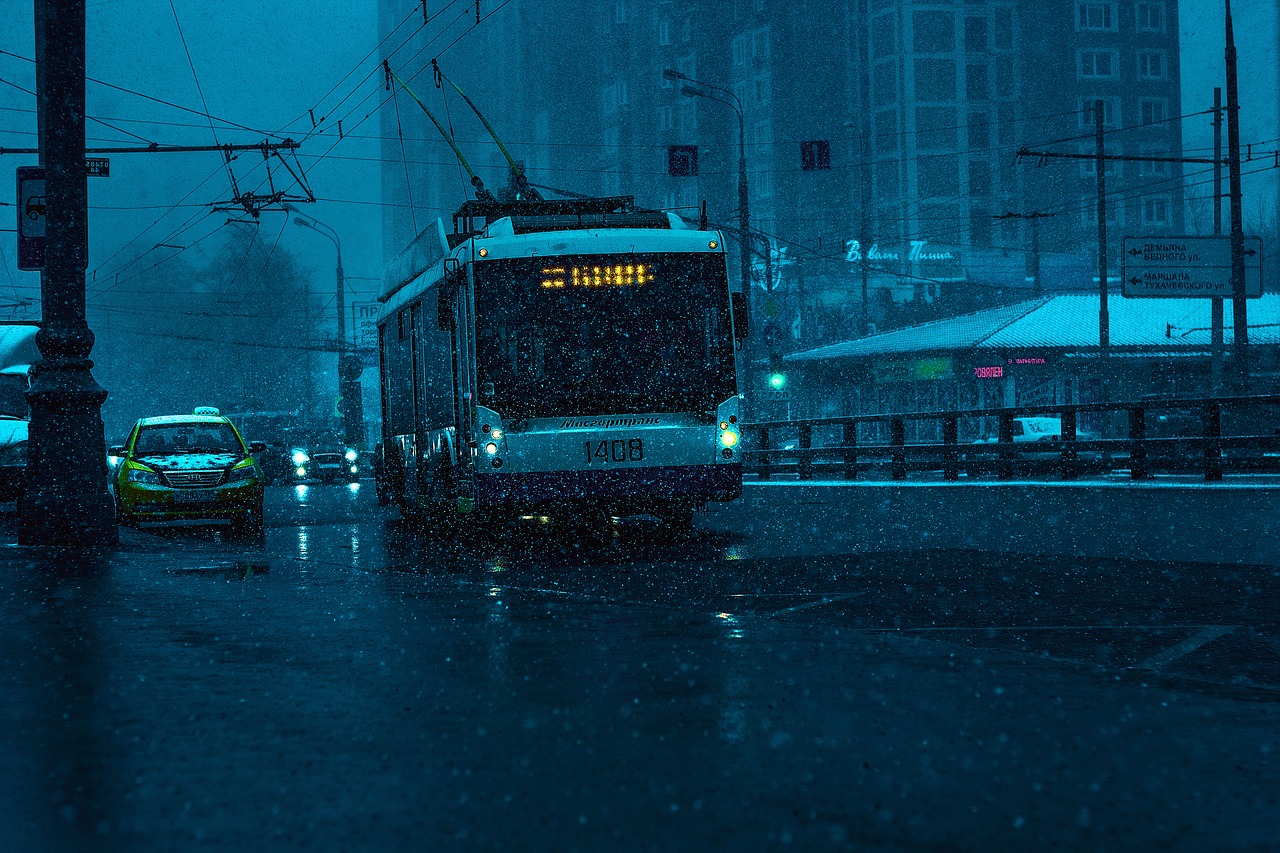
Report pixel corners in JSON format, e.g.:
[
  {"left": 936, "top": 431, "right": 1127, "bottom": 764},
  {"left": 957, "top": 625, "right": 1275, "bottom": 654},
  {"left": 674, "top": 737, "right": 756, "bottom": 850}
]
[{"left": 111, "top": 407, "right": 266, "bottom": 533}]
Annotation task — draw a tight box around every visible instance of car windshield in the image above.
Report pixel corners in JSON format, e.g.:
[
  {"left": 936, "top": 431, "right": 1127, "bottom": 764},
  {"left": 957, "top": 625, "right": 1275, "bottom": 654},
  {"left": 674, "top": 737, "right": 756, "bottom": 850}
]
[
  {"left": 133, "top": 422, "right": 244, "bottom": 455},
  {"left": 0, "top": 373, "right": 28, "bottom": 419}
]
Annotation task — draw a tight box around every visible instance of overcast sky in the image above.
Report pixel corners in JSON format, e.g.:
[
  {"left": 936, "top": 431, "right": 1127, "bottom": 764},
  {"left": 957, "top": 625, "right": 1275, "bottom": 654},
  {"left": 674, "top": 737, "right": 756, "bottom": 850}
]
[{"left": 0, "top": 0, "right": 384, "bottom": 322}]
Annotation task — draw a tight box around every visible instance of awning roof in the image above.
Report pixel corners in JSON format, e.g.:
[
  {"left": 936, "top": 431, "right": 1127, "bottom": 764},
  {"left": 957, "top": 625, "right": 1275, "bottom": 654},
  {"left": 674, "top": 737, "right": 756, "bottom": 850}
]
[{"left": 786, "top": 293, "right": 1280, "bottom": 364}]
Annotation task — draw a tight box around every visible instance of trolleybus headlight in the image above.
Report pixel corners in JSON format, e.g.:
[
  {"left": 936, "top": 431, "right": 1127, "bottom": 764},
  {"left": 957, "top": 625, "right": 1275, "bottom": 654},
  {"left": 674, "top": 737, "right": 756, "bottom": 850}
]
[
  {"left": 292, "top": 450, "right": 309, "bottom": 465},
  {"left": 295, "top": 466, "right": 307, "bottom": 478},
  {"left": 344, "top": 449, "right": 358, "bottom": 462},
  {"left": 484, "top": 442, "right": 499, "bottom": 455}
]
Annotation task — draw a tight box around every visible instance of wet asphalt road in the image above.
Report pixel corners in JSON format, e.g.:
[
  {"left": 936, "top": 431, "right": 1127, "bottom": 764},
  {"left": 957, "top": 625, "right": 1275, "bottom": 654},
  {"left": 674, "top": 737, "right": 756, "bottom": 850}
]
[{"left": 0, "top": 482, "right": 1277, "bottom": 851}]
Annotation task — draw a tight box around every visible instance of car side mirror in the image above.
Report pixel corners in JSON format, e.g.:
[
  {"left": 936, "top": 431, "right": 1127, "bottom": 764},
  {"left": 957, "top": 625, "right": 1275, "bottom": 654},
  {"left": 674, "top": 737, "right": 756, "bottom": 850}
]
[
  {"left": 108, "top": 445, "right": 126, "bottom": 456},
  {"left": 248, "top": 441, "right": 267, "bottom": 454}
]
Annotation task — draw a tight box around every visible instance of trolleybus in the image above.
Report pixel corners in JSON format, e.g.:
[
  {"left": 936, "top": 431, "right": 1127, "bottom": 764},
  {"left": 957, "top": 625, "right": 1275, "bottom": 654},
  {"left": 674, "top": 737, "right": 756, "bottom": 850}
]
[{"left": 374, "top": 196, "right": 747, "bottom": 530}]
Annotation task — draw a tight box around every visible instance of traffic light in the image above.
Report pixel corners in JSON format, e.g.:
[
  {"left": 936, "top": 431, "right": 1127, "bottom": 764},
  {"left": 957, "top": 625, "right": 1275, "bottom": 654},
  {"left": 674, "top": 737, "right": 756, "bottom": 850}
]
[{"left": 768, "top": 371, "right": 787, "bottom": 391}]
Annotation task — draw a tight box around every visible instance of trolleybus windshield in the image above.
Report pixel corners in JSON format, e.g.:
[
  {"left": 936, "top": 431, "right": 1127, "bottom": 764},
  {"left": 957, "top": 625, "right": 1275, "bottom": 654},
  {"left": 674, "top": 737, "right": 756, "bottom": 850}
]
[{"left": 474, "top": 253, "right": 735, "bottom": 419}]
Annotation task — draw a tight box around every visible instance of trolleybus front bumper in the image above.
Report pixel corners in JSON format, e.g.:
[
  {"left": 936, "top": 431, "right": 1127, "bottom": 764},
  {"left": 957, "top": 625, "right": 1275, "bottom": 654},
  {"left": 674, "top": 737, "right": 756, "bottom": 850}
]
[{"left": 475, "top": 463, "right": 741, "bottom": 505}]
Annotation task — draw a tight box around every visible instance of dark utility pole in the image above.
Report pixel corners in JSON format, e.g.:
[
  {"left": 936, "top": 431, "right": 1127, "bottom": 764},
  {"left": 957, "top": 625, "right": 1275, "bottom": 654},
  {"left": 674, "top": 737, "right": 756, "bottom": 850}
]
[
  {"left": 1225, "top": 0, "right": 1249, "bottom": 388},
  {"left": 1094, "top": 100, "right": 1110, "bottom": 354},
  {"left": 858, "top": 126, "right": 872, "bottom": 335},
  {"left": 19, "top": 0, "right": 117, "bottom": 546},
  {"left": 1212, "top": 87, "right": 1224, "bottom": 392}
]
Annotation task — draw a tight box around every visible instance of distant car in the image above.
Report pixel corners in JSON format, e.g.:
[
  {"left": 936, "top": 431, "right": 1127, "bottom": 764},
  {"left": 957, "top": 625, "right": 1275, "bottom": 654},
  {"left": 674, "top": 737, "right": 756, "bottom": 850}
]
[
  {"left": 287, "top": 435, "right": 360, "bottom": 484},
  {"left": 0, "top": 325, "right": 41, "bottom": 501},
  {"left": 110, "top": 406, "right": 267, "bottom": 533},
  {"left": 973, "top": 416, "right": 1076, "bottom": 444}
]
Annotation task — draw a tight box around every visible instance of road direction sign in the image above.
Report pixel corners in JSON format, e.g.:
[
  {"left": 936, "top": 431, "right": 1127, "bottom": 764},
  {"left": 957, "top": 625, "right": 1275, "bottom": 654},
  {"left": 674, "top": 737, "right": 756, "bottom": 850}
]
[
  {"left": 351, "top": 301, "right": 379, "bottom": 354},
  {"left": 1121, "top": 235, "right": 1262, "bottom": 298},
  {"left": 16, "top": 166, "right": 45, "bottom": 270}
]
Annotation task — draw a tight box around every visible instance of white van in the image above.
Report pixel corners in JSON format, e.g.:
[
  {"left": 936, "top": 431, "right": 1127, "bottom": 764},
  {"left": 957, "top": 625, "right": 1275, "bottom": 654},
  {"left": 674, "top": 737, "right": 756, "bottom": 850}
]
[{"left": 0, "top": 324, "right": 41, "bottom": 501}]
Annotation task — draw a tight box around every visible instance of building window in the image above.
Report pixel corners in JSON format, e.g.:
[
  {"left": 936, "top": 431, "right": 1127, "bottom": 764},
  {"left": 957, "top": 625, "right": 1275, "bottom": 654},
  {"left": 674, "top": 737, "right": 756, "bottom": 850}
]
[
  {"left": 800, "top": 140, "right": 831, "bottom": 171},
  {"left": 753, "top": 27, "right": 771, "bottom": 64},
  {"left": 966, "top": 63, "right": 988, "bottom": 100},
  {"left": 659, "top": 19, "right": 671, "bottom": 46},
  {"left": 994, "top": 6, "right": 1014, "bottom": 49},
  {"left": 1138, "top": 147, "right": 1172, "bottom": 177},
  {"left": 1078, "top": 97, "right": 1119, "bottom": 128},
  {"left": 614, "top": 0, "right": 626, "bottom": 24},
  {"left": 1078, "top": 49, "right": 1118, "bottom": 79},
  {"left": 1078, "top": 143, "right": 1122, "bottom": 177},
  {"left": 1135, "top": 1, "right": 1165, "bottom": 32},
  {"left": 1137, "top": 50, "right": 1166, "bottom": 80},
  {"left": 969, "top": 159, "right": 992, "bottom": 196},
  {"left": 1139, "top": 98, "right": 1166, "bottom": 125},
  {"left": 733, "top": 33, "right": 748, "bottom": 66},
  {"left": 1142, "top": 195, "right": 1171, "bottom": 226},
  {"left": 1077, "top": 2, "right": 1117, "bottom": 31},
  {"left": 968, "top": 112, "right": 990, "bottom": 149},
  {"left": 659, "top": 105, "right": 674, "bottom": 131},
  {"left": 965, "top": 16, "right": 988, "bottom": 52}
]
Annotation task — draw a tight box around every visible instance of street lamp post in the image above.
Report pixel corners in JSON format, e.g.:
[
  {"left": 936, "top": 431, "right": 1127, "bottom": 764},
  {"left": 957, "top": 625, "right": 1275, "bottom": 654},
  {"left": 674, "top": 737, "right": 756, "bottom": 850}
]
[
  {"left": 289, "top": 208, "right": 363, "bottom": 446},
  {"left": 663, "top": 69, "right": 751, "bottom": 320}
]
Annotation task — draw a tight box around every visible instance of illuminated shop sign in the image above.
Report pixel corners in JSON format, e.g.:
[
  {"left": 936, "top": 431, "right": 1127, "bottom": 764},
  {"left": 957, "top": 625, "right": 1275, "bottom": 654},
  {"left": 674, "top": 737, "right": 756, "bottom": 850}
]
[
  {"left": 973, "top": 366, "right": 1004, "bottom": 379},
  {"left": 875, "top": 357, "right": 954, "bottom": 381},
  {"left": 844, "top": 239, "right": 958, "bottom": 264}
]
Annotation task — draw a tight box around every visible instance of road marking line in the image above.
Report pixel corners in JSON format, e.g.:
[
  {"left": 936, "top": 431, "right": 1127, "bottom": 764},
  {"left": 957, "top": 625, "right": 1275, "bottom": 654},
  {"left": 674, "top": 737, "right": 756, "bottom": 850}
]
[
  {"left": 770, "top": 591, "right": 868, "bottom": 615},
  {"left": 1134, "top": 625, "right": 1237, "bottom": 671}
]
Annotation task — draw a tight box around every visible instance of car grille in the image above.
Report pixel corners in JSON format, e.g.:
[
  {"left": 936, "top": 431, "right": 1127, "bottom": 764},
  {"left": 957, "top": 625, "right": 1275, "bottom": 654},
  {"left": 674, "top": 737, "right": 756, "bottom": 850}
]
[
  {"left": 163, "top": 470, "right": 225, "bottom": 488},
  {"left": 312, "top": 453, "right": 343, "bottom": 466}
]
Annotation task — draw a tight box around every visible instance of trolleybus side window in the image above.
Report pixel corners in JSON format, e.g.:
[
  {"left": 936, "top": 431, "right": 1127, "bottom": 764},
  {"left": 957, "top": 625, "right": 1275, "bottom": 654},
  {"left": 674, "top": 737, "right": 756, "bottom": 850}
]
[{"left": 384, "top": 307, "right": 415, "bottom": 436}]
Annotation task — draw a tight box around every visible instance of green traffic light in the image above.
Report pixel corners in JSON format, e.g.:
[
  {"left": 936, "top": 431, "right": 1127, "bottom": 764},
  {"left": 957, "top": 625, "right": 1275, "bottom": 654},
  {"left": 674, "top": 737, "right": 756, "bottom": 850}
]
[{"left": 768, "top": 372, "right": 787, "bottom": 391}]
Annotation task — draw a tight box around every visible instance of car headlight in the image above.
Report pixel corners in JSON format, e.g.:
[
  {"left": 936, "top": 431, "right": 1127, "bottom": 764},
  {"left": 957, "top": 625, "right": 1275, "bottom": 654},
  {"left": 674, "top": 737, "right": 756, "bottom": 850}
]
[
  {"left": 344, "top": 449, "right": 358, "bottom": 462},
  {"left": 125, "top": 466, "right": 160, "bottom": 485},
  {"left": 227, "top": 462, "right": 260, "bottom": 483},
  {"left": 291, "top": 450, "right": 309, "bottom": 465}
]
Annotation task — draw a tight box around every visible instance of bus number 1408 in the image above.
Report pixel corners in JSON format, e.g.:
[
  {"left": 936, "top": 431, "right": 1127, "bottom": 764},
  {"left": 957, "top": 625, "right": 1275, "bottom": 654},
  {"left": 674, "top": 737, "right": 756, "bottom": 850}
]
[{"left": 584, "top": 438, "right": 644, "bottom": 464}]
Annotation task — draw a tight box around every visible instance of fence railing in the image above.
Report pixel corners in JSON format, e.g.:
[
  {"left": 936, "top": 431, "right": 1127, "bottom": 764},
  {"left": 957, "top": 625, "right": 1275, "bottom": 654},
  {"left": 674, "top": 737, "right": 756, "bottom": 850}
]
[{"left": 744, "top": 394, "right": 1280, "bottom": 483}]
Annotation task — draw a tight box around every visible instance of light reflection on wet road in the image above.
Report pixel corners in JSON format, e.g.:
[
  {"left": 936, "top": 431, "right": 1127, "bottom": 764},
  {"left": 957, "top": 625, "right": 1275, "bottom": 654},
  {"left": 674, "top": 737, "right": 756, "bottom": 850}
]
[{"left": 0, "top": 484, "right": 1277, "bottom": 850}]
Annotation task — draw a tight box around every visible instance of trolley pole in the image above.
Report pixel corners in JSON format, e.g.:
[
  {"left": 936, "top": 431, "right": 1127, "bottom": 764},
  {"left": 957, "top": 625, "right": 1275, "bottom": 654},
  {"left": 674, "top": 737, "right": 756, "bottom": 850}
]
[{"left": 19, "top": 0, "right": 117, "bottom": 546}]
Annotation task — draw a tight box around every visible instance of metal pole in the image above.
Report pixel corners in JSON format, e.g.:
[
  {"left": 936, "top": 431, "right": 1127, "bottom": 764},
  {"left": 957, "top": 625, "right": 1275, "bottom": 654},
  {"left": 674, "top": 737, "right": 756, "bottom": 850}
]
[
  {"left": 1225, "top": 0, "right": 1249, "bottom": 388},
  {"left": 1212, "top": 87, "right": 1224, "bottom": 392},
  {"left": 19, "top": 0, "right": 117, "bottom": 546},
  {"left": 859, "top": 127, "right": 871, "bottom": 336},
  {"left": 1095, "top": 101, "right": 1109, "bottom": 353},
  {"left": 1094, "top": 100, "right": 1111, "bottom": 418},
  {"left": 1031, "top": 214, "right": 1042, "bottom": 297},
  {"left": 736, "top": 106, "right": 751, "bottom": 319}
]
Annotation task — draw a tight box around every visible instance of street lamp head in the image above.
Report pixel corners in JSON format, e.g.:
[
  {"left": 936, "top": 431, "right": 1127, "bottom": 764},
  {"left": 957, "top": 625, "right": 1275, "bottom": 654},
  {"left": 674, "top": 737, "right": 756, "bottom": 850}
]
[
  {"left": 681, "top": 85, "right": 706, "bottom": 98},
  {"left": 293, "top": 216, "right": 313, "bottom": 229},
  {"left": 662, "top": 68, "right": 684, "bottom": 81}
]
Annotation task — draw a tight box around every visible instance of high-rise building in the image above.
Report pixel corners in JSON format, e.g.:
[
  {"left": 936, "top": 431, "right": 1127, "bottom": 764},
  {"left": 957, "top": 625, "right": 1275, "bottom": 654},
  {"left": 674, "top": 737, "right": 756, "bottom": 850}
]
[{"left": 379, "top": 0, "right": 1185, "bottom": 345}]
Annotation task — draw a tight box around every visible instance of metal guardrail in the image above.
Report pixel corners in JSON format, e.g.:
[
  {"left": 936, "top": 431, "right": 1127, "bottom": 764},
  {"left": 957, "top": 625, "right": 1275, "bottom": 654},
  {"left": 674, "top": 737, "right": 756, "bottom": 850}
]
[{"left": 744, "top": 394, "right": 1280, "bottom": 483}]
